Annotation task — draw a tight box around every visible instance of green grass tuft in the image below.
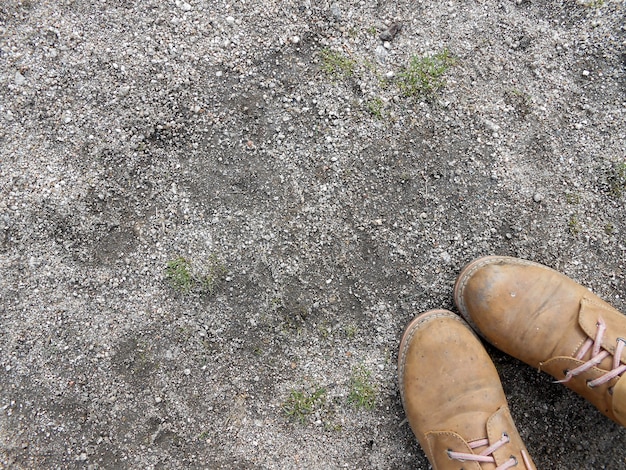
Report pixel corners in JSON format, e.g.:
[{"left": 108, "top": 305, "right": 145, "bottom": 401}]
[
  {"left": 582, "top": 0, "right": 604, "bottom": 7},
  {"left": 398, "top": 49, "right": 456, "bottom": 99},
  {"left": 366, "top": 97, "right": 384, "bottom": 119},
  {"left": 348, "top": 366, "right": 377, "bottom": 410},
  {"left": 165, "top": 257, "right": 194, "bottom": 292},
  {"left": 320, "top": 48, "right": 356, "bottom": 78},
  {"left": 282, "top": 388, "right": 326, "bottom": 424},
  {"left": 608, "top": 162, "right": 626, "bottom": 198},
  {"left": 568, "top": 215, "right": 581, "bottom": 235},
  {"left": 344, "top": 324, "right": 358, "bottom": 339},
  {"left": 565, "top": 192, "right": 581, "bottom": 204},
  {"left": 165, "top": 254, "right": 226, "bottom": 295}
]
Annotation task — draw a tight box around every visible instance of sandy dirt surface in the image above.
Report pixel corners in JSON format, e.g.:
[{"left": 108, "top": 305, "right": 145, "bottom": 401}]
[{"left": 1, "top": 0, "right": 625, "bottom": 468}]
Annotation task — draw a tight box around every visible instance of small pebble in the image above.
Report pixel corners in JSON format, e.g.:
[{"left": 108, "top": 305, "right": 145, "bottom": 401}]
[
  {"left": 383, "top": 41, "right": 392, "bottom": 50},
  {"left": 155, "top": 396, "right": 162, "bottom": 403},
  {"left": 226, "top": 16, "right": 235, "bottom": 24},
  {"left": 330, "top": 3, "right": 341, "bottom": 20},
  {"left": 379, "top": 22, "right": 402, "bottom": 41},
  {"left": 375, "top": 45, "right": 388, "bottom": 63},
  {"left": 484, "top": 119, "right": 500, "bottom": 133},
  {"left": 14, "top": 72, "right": 26, "bottom": 86},
  {"left": 291, "top": 35, "right": 300, "bottom": 44},
  {"left": 533, "top": 193, "right": 544, "bottom": 203}
]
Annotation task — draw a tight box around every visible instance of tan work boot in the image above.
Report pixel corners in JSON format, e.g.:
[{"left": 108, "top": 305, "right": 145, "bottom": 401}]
[
  {"left": 454, "top": 256, "right": 626, "bottom": 427},
  {"left": 398, "top": 309, "right": 536, "bottom": 470}
]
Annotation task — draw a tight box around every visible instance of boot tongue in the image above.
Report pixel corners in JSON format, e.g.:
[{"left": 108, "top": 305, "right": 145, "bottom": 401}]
[
  {"left": 578, "top": 298, "right": 626, "bottom": 364},
  {"left": 612, "top": 375, "right": 626, "bottom": 427}
]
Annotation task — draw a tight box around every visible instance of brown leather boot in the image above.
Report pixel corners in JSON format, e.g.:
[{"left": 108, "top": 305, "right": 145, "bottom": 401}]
[
  {"left": 398, "top": 309, "right": 536, "bottom": 470},
  {"left": 454, "top": 256, "right": 626, "bottom": 427}
]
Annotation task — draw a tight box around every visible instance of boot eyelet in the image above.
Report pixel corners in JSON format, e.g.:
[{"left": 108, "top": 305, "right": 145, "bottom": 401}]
[
  {"left": 502, "top": 431, "right": 510, "bottom": 442},
  {"left": 510, "top": 455, "right": 518, "bottom": 466},
  {"left": 586, "top": 379, "right": 595, "bottom": 389},
  {"left": 562, "top": 369, "right": 569, "bottom": 377},
  {"left": 608, "top": 386, "right": 614, "bottom": 395}
]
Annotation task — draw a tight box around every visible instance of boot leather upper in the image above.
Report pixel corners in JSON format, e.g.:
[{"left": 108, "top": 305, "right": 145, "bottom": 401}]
[
  {"left": 456, "top": 257, "right": 626, "bottom": 427},
  {"left": 399, "top": 311, "right": 537, "bottom": 469}
]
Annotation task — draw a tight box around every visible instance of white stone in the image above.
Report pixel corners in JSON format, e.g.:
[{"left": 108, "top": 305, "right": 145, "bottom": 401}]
[
  {"left": 375, "top": 45, "right": 388, "bottom": 64},
  {"left": 14, "top": 72, "right": 26, "bottom": 85}
]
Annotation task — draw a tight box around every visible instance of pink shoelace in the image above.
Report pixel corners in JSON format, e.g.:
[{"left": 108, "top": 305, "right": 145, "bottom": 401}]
[
  {"left": 557, "top": 317, "right": 626, "bottom": 388},
  {"left": 447, "top": 432, "right": 533, "bottom": 469}
]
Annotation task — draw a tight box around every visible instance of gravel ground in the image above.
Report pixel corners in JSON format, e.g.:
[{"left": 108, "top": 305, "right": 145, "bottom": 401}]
[{"left": 1, "top": 0, "right": 625, "bottom": 468}]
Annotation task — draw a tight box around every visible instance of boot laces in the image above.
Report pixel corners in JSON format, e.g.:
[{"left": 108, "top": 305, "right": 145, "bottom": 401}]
[
  {"left": 556, "top": 317, "right": 626, "bottom": 387},
  {"left": 447, "top": 432, "right": 532, "bottom": 469}
]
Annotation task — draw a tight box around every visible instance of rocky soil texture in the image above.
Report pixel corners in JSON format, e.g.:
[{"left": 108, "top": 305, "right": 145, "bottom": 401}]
[{"left": 1, "top": 0, "right": 625, "bottom": 468}]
